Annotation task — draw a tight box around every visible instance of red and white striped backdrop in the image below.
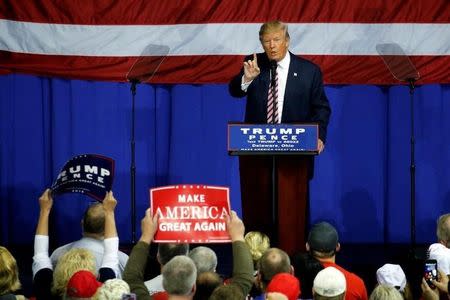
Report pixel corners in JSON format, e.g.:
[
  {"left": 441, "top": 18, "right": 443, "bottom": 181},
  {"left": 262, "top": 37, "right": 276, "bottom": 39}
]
[{"left": 0, "top": 0, "right": 449, "bottom": 84}]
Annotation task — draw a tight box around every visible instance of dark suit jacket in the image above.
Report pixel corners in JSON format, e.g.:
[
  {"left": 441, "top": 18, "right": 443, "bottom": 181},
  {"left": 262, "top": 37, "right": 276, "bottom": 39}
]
[{"left": 229, "top": 52, "right": 331, "bottom": 142}]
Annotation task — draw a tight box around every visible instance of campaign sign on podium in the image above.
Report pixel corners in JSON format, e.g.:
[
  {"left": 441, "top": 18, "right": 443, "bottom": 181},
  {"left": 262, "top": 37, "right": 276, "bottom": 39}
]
[
  {"left": 227, "top": 123, "right": 319, "bottom": 155},
  {"left": 150, "top": 185, "right": 231, "bottom": 243}
]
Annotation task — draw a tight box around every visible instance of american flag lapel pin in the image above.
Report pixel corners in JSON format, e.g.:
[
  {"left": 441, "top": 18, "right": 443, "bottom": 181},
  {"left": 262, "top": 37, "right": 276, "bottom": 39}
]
[{"left": 293, "top": 72, "right": 298, "bottom": 77}]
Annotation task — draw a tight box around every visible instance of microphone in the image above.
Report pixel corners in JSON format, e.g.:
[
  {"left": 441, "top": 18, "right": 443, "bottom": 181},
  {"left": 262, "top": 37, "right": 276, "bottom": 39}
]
[{"left": 270, "top": 60, "right": 277, "bottom": 84}]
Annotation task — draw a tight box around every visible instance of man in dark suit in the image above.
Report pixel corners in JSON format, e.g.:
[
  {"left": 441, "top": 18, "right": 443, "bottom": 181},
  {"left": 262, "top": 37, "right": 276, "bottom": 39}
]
[{"left": 228, "top": 20, "right": 331, "bottom": 255}]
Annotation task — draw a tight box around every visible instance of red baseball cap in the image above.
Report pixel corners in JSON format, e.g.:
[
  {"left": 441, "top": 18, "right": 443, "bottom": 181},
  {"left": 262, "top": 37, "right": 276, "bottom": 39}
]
[
  {"left": 266, "top": 273, "right": 301, "bottom": 300},
  {"left": 66, "top": 270, "right": 102, "bottom": 298}
]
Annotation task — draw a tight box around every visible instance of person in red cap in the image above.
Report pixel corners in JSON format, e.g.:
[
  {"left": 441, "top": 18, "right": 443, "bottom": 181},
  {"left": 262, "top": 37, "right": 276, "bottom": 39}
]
[
  {"left": 266, "top": 273, "right": 301, "bottom": 300},
  {"left": 65, "top": 270, "right": 102, "bottom": 299}
]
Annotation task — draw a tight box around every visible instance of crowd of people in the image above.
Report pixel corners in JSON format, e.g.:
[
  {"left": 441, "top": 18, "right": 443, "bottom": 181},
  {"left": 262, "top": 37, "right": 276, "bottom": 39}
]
[{"left": 1, "top": 190, "right": 450, "bottom": 300}]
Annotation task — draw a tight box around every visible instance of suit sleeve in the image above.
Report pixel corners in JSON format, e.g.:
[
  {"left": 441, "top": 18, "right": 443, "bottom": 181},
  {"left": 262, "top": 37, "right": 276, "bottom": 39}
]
[{"left": 310, "top": 67, "right": 331, "bottom": 143}]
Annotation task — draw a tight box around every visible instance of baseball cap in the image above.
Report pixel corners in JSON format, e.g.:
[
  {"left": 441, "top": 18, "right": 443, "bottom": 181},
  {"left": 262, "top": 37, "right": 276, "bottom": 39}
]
[
  {"left": 313, "top": 267, "right": 346, "bottom": 297},
  {"left": 308, "top": 222, "right": 339, "bottom": 252},
  {"left": 66, "top": 270, "right": 102, "bottom": 298},
  {"left": 376, "top": 264, "right": 407, "bottom": 291},
  {"left": 266, "top": 273, "right": 301, "bottom": 300}
]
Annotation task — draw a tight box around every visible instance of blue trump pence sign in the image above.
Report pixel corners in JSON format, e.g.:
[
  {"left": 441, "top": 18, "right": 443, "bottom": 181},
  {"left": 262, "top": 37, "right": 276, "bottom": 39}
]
[{"left": 227, "top": 124, "right": 318, "bottom": 155}]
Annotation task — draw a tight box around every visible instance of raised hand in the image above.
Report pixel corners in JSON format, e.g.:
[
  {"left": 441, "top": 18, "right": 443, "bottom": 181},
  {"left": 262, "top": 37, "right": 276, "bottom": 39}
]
[
  {"left": 226, "top": 210, "right": 245, "bottom": 242},
  {"left": 103, "top": 191, "right": 117, "bottom": 213},
  {"left": 39, "top": 188, "right": 53, "bottom": 213},
  {"left": 243, "top": 53, "right": 260, "bottom": 83},
  {"left": 140, "top": 208, "right": 159, "bottom": 244}
]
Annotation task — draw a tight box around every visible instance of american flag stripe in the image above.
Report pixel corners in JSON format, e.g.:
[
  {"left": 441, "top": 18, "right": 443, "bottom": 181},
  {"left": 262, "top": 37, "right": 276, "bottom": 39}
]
[
  {"left": 1, "top": 53, "right": 448, "bottom": 84},
  {"left": 0, "top": 1, "right": 448, "bottom": 84},
  {"left": 1, "top": 21, "right": 447, "bottom": 56},
  {"left": 1, "top": 0, "right": 447, "bottom": 24}
]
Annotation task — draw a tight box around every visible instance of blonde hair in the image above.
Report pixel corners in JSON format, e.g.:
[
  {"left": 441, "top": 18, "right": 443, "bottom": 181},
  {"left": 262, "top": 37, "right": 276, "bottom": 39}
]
[
  {"left": 52, "top": 248, "right": 96, "bottom": 296},
  {"left": 93, "top": 279, "right": 130, "bottom": 300},
  {"left": 0, "top": 246, "right": 21, "bottom": 294},
  {"left": 259, "top": 20, "right": 290, "bottom": 41},
  {"left": 245, "top": 231, "right": 270, "bottom": 263},
  {"left": 369, "top": 284, "right": 403, "bottom": 300},
  {"left": 437, "top": 213, "right": 450, "bottom": 243}
]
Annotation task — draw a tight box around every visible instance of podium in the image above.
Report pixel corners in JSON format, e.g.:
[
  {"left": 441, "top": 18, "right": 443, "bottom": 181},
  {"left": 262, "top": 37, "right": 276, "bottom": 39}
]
[{"left": 228, "top": 123, "right": 318, "bottom": 255}]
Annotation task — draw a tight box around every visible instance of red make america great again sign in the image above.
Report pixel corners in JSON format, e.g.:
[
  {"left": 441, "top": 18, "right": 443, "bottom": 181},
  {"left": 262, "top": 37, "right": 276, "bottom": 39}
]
[{"left": 150, "top": 185, "right": 231, "bottom": 243}]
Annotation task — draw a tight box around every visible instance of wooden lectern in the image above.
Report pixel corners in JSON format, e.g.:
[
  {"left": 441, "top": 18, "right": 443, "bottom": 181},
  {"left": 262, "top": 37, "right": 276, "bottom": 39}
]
[{"left": 228, "top": 123, "right": 318, "bottom": 255}]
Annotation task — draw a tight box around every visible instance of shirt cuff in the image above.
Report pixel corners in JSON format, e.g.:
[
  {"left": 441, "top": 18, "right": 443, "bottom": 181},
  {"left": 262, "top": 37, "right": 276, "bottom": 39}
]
[{"left": 241, "top": 75, "right": 252, "bottom": 92}]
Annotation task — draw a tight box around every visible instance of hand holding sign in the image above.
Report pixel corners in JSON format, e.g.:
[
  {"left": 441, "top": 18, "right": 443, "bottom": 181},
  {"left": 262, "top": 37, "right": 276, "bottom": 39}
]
[
  {"left": 39, "top": 189, "right": 53, "bottom": 214},
  {"left": 140, "top": 208, "right": 159, "bottom": 244},
  {"left": 103, "top": 191, "right": 117, "bottom": 212},
  {"left": 36, "top": 188, "right": 53, "bottom": 236},
  {"left": 103, "top": 191, "right": 118, "bottom": 240},
  {"left": 226, "top": 211, "right": 245, "bottom": 242}
]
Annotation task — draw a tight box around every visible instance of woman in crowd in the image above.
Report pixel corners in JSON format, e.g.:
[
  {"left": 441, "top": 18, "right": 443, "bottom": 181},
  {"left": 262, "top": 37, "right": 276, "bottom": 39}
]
[{"left": 0, "top": 246, "right": 26, "bottom": 300}]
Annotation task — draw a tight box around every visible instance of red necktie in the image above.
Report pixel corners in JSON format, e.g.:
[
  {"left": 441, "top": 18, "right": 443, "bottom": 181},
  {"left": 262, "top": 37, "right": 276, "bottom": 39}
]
[{"left": 267, "top": 68, "right": 278, "bottom": 124}]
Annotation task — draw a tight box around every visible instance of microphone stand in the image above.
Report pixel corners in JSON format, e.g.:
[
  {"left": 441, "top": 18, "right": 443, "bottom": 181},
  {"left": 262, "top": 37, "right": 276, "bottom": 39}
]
[
  {"left": 408, "top": 78, "right": 416, "bottom": 253},
  {"left": 125, "top": 43, "right": 169, "bottom": 245},
  {"left": 130, "top": 79, "right": 138, "bottom": 244},
  {"left": 375, "top": 43, "right": 421, "bottom": 260}
]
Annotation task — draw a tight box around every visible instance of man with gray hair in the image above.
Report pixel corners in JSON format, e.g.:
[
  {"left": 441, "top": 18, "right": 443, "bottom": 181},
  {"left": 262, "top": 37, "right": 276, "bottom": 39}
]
[
  {"left": 144, "top": 242, "right": 189, "bottom": 294},
  {"left": 428, "top": 213, "right": 450, "bottom": 275},
  {"left": 162, "top": 255, "right": 197, "bottom": 299},
  {"left": 188, "top": 246, "right": 217, "bottom": 274}
]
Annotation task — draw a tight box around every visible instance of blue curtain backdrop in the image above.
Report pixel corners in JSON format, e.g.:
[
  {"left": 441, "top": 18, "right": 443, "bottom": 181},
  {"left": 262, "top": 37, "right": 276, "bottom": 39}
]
[{"left": 1, "top": 74, "right": 449, "bottom": 246}]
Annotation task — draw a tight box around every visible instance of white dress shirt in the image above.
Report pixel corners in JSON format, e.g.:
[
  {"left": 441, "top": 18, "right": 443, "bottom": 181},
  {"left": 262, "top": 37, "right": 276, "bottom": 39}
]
[
  {"left": 241, "top": 53, "right": 291, "bottom": 123},
  {"left": 275, "top": 53, "right": 290, "bottom": 122}
]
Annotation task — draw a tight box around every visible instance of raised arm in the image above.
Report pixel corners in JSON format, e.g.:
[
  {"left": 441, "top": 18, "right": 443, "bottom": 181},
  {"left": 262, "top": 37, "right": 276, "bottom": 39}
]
[
  {"left": 229, "top": 54, "right": 260, "bottom": 98},
  {"left": 227, "top": 210, "right": 254, "bottom": 296},
  {"left": 33, "top": 189, "right": 53, "bottom": 276},
  {"left": 103, "top": 191, "right": 118, "bottom": 239},
  {"left": 99, "top": 191, "right": 119, "bottom": 279},
  {"left": 35, "top": 189, "right": 53, "bottom": 236},
  {"left": 33, "top": 189, "right": 54, "bottom": 300},
  {"left": 123, "top": 208, "right": 158, "bottom": 300}
]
